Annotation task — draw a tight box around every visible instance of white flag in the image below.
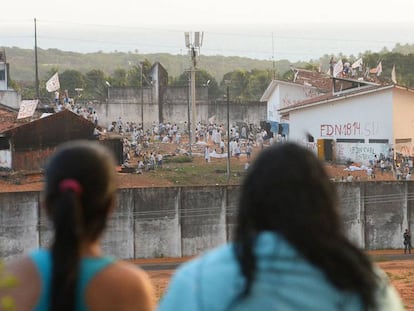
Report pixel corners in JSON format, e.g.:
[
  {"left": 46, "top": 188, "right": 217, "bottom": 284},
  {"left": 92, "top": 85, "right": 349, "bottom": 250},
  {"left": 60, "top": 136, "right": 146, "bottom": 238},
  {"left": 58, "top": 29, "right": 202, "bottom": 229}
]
[
  {"left": 46, "top": 72, "right": 60, "bottom": 92},
  {"left": 391, "top": 65, "right": 397, "bottom": 84},
  {"left": 333, "top": 59, "right": 343, "bottom": 77},
  {"left": 208, "top": 115, "right": 216, "bottom": 124},
  {"left": 17, "top": 100, "right": 38, "bottom": 119},
  {"left": 376, "top": 62, "right": 382, "bottom": 76},
  {"left": 351, "top": 58, "right": 363, "bottom": 69}
]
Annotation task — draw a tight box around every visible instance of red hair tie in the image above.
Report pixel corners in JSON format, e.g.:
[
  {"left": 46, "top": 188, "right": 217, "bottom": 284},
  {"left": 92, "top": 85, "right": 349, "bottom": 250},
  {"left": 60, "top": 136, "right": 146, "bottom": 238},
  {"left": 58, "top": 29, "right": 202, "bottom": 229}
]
[{"left": 59, "top": 179, "right": 83, "bottom": 195}]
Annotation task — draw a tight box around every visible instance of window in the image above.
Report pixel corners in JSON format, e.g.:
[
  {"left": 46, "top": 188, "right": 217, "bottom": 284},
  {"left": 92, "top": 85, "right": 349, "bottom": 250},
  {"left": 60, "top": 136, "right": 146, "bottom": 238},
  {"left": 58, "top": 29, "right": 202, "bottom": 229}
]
[
  {"left": 336, "top": 138, "right": 365, "bottom": 143},
  {"left": 369, "top": 139, "right": 389, "bottom": 144},
  {"left": 395, "top": 138, "right": 412, "bottom": 144},
  {"left": 0, "top": 137, "right": 9, "bottom": 150}
]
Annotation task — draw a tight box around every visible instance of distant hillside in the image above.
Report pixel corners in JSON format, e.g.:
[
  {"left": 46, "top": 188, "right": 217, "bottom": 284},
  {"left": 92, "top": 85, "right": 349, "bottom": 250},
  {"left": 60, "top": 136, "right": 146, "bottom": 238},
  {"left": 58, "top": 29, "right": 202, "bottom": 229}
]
[
  {"left": 5, "top": 43, "right": 414, "bottom": 87},
  {"left": 2, "top": 46, "right": 293, "bottom": 83}
]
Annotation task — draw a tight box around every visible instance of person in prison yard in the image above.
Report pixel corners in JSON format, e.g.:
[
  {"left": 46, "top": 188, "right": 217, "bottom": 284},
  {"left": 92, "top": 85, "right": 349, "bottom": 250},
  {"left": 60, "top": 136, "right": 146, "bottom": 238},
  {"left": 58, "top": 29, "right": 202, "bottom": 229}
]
[
  {"left": 403, "top": 228, "right": 412, "bottom": 254},
  {"left": 0, "top": 140, "right": 154, "bottom": 311},
  {"left": 204, "top": 145, "right": 211, "bottom": 163},
  {"left": 220, "top": 140, "right": 225, "bottom": 154},
  {"left": 245, "top": 142, "right": 252, "bottom": 159},
  {"left": 157, "top": 143, "right": 404, "bottom": 311}
]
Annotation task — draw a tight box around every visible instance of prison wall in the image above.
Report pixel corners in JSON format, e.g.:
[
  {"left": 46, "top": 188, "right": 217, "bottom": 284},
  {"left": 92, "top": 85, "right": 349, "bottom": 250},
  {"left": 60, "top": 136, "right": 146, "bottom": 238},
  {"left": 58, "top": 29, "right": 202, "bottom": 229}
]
[{"left": 0, "top": 182, "right": 412, "bottom": 260}]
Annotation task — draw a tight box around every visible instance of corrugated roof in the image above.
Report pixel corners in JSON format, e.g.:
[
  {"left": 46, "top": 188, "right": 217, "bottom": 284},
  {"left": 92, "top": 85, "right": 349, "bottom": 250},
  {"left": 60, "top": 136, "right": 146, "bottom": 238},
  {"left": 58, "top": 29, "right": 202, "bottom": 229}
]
[
  {"left": 1, "top": 109, "right": 93, "bottom": 136},
  {"left": 1, "top": 109, "right": 95, "bottom": 151}
]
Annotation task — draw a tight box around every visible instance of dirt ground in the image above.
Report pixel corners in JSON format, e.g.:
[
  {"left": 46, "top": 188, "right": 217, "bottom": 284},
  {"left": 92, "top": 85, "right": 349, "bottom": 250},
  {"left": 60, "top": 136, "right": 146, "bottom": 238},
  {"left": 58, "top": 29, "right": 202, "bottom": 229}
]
[
  {"left": 0, "top": 138, "right": 396, "bottom": 193},
  {"left": 377, "top": 260, "right": 414, "bottom": 309},
  {"left": 140, "top": 251, "right": 414, "bottom": 309}
]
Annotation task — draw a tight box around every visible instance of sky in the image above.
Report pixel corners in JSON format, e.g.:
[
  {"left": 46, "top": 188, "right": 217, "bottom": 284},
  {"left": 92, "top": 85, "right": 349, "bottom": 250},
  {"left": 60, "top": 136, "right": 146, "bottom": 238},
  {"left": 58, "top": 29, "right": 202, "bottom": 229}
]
[
  {"left": 3, "top": 0, "right": 414, "bottom": 25},
  {"left": 2, "top": 0, "right": 414, "bottom": 61}
]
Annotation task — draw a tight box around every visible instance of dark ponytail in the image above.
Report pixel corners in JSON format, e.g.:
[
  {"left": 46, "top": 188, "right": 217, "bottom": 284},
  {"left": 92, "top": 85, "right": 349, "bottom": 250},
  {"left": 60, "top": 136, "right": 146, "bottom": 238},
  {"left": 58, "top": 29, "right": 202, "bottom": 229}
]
[
  {"left": 50, "top": 182, "right": 84, "bottom": 311},
  {"left": 44, "top": 141, "right": 116, "bottom": 311}
]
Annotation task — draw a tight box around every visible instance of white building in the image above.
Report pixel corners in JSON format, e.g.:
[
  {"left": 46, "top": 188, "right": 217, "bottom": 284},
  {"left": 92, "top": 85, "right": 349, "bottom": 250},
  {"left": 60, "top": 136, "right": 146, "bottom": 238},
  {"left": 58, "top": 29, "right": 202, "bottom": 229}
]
[
  {"left": 0, "top": 49, "right": 21, "bottom": 109},
  {"left": 260, "top": 68, "right": 332, "bottom": 137},
  {"left": 280, "top": 83, "right": 414, "bottom": 164},
  {"left": 261, "top": 69, "right": 414, "bottom": 165}
]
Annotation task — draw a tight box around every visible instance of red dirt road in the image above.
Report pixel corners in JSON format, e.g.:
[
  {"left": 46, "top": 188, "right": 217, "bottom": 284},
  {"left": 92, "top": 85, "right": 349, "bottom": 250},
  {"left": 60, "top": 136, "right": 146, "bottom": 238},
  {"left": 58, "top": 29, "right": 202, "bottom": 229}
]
[{"left": 137, "top": 251, "right": 414, "bottom": 309}]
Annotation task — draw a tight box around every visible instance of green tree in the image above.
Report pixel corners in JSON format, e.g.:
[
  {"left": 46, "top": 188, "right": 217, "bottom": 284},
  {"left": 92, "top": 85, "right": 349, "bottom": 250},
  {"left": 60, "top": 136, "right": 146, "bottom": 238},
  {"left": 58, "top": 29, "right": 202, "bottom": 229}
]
[
  {"left": 59, "top": 70, "right": 84, "bottom": 98},
  {"left": 221, "top": 69, "right": 249, "bottom": 100},
  {"left": 171, "top": 69, "right": 221, "bottom": 99},
  {"left": 246, "top": 69, "right": 272, "bottom": 100},
  {"left": 127, "top": 59, "right": 152, "bottom": 87},
  {"left": 84, "top": 69, "right": 107, "bottom": 100},
  {"left": 220, "top": 69, "right": 271, "bottom": 101},
  {"left": 110, "top": 68, "right": 128, "bottom": 87},
  {"left": 126, "top": 65, "right": 140, "bottom": 87}
]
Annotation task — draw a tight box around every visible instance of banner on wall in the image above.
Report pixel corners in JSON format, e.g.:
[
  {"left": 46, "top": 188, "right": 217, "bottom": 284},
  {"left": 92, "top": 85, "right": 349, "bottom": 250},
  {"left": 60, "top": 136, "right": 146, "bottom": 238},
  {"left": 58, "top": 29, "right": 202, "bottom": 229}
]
[{"left": 17, "top": 100, "right": 38, "bottom": 119}]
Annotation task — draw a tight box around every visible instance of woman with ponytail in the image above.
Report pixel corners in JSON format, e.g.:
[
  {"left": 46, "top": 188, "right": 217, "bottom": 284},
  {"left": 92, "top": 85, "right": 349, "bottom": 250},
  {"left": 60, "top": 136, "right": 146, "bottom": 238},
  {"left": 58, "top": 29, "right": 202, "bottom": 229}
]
[
  {"left": 159, "top": 143, "right": 404, "bottom": 311},
  {"left": 1, "top": 140, "right": 154, "bottom": 311}
]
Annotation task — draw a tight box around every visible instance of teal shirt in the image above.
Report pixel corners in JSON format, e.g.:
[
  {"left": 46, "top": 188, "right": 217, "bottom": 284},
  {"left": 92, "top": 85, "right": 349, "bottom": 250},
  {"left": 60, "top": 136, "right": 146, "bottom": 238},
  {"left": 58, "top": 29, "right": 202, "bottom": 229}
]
[
  {"left": 158, "top": 232, "right": 403, "bottom": 311},
  {"left": 30, "top": 249, "right": 114, "bottom": 311}
]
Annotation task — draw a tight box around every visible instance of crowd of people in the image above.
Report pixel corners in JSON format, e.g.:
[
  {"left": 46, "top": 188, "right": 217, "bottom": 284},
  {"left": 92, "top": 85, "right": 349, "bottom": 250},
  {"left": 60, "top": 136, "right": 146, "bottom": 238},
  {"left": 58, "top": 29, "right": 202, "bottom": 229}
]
[
  {"left": 110, "top": 118, "right": 280, "bottom": 174},
  {"left": 52, "top": 98, "right": 414, "bottom": 183}
]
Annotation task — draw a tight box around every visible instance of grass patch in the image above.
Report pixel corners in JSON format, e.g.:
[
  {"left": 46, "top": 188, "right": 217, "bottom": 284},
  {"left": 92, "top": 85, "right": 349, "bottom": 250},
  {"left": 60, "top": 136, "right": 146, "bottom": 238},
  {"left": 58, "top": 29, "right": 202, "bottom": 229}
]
[
  {"left": 164, "top": 156, "right": 193, "bottom": 164},
  {"left": 159, "top": 160, "right": 246, "bottom": 186}
]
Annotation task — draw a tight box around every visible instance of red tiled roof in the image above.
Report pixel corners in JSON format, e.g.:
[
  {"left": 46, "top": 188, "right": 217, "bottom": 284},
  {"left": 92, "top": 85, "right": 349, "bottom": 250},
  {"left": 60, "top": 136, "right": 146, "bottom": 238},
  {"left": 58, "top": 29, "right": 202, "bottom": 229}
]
[
  {"left": 293, "top": 68, "right": 332, "bottom": 92},
  {"left": 0, "top": 105, "right": 28, "bottom": 133}
]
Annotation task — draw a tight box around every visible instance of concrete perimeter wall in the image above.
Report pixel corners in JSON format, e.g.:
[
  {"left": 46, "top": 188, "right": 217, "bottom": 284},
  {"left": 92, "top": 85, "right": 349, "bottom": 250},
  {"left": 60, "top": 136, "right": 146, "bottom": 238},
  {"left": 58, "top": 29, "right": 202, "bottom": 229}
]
[{"left": 1, "top": 182, "right": 413, "bottom": 260}]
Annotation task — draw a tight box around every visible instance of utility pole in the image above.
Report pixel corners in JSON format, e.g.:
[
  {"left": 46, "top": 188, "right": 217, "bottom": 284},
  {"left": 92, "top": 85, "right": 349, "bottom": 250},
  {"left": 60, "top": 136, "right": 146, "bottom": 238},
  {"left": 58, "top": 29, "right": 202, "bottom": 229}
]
[
  {"left": 34, "top": 18, "right": 40, "bottom": 100},
  {"left": 226, "top": 84, "right": 231, "bottom": 181},
  {"left": 272, "top": 32, "right": 276, "bottom": 80},
  {"left": 184, "top": 31, "right": 203, "bottom": 144},
  {"left": 140, "top": 61, "right": 144, "bottom": 132},
  {"left": 187, "top": 73, "right": 192, "bottom": 156}
]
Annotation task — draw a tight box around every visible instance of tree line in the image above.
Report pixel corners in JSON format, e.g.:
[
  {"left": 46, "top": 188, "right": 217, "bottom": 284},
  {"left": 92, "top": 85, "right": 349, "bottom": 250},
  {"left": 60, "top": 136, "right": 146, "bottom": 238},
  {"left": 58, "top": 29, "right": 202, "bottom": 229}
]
[
  {"left": 17, "top": 62, "right": 275, "bottom": 104},
  {"left": 6, "top": 43, "right": 414, "bottom": 104}
]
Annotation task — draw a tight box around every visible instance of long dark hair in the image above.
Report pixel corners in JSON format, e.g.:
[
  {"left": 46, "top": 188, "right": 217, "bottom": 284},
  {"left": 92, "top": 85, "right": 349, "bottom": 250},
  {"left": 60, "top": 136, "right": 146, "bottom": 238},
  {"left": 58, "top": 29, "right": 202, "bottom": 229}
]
[
  {"left": 44, "top": 140, "right": 117, "bottom": 311},
  {"left": 234, "top": 143, "right": 378, "bottom": 309}
]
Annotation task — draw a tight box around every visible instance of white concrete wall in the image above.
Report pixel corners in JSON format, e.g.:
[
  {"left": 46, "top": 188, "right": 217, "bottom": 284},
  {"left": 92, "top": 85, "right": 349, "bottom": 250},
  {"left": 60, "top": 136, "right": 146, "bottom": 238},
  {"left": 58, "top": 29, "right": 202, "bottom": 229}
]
[
  {"left": 0, "top": 90, "right": 21, "bottom": 109},
  {"left": 267, "top": 82, "right": 320, "bottom": 123},
  {"left": 0, "top": 192, "right": 40, "bottom": 261},
  {"left": 267, "top": 85, "right": 280, "bottom": 122},
  {"left": 0, "top": 63, "right": 7, "bottom": 91},
  {"left": 289, "top": 89, "right": 394, "bottom": 163},
  {"left": 0, "top": 150, "right": 12, "bottom": 169},
  {"left": 2, "top": 183, "right": 412, "bottom": 260},
  {"left": 335, "top": 143, "right": 391, "bottom": 165}
]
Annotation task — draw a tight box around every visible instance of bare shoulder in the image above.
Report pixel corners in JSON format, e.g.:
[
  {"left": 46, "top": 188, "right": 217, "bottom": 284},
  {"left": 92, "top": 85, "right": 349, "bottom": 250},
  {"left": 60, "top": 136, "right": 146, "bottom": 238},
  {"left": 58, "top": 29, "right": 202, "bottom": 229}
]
[
  {"left": 87, "top": 260, "right": 155, "bottom": 311},
  {"left": 108, "top": 260, "right": 154, "bottom": 291},
  {"left": 0, "top": 257, "right": 40, "bottom": 311}
]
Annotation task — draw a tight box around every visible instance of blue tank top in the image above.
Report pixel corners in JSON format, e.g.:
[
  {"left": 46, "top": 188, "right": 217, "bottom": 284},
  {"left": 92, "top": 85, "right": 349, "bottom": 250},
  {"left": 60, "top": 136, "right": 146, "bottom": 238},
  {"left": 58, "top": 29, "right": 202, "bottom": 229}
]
[{"left": 30, "top": 249, "right": 115, "bottom": 311}]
